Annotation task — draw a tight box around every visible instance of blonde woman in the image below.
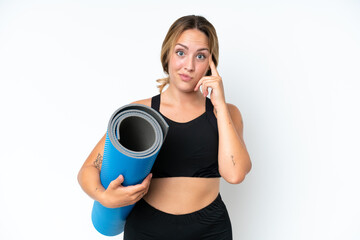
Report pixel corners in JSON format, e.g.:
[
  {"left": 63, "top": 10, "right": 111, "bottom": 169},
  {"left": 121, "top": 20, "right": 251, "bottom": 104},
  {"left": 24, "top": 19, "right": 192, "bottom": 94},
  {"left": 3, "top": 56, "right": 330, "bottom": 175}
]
[{"left": 78, "top": 15, "right": 251, "bottom": 240}]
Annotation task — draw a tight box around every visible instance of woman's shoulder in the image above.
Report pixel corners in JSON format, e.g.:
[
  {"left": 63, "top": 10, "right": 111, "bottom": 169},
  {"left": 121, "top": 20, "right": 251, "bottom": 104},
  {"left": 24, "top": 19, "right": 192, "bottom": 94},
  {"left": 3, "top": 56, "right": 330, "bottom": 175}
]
[
  {"left": 226, "top": 103, "right": 243, "bottom": 119},
  {"left": 226, "top": 103, "right": 240, "bottom": 114},
  {"left": 226, "top": 103, "right": 244, "bottom": 132},
  {"left": 131, "top": 97, "right": 152, "bottom": 107}
]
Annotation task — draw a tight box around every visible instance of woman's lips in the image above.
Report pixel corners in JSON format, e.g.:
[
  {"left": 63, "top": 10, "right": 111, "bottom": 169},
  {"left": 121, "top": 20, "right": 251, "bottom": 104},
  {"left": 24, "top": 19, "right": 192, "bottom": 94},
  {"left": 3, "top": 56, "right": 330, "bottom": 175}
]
[{"left": 179, "top": 74, "right": 192, "bottom": 82}]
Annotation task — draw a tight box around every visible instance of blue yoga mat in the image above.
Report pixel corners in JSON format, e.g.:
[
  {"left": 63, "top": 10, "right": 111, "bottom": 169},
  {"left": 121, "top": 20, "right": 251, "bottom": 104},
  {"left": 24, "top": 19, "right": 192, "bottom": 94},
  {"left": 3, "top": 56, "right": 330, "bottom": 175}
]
[{"left": 91, "top": 103, "right": 168, "bottom": 236}]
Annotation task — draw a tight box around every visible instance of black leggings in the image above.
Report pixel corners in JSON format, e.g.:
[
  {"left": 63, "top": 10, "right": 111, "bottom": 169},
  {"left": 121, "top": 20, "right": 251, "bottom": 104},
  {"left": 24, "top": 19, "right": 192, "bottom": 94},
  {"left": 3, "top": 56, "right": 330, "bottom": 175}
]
[{"left": 124, "top": 194, "right": 232, "bottom": 240}]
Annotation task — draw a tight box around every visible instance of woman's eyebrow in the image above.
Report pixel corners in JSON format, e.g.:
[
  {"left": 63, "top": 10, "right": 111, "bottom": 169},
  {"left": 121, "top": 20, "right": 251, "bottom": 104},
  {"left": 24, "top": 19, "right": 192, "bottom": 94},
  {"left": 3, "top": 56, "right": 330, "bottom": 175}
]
[
  {"left": 175, "top": 43, "right": 189, "bottom": 49},
  {"left": 175, "top": 43, "right": 209, "bottom": 52}
]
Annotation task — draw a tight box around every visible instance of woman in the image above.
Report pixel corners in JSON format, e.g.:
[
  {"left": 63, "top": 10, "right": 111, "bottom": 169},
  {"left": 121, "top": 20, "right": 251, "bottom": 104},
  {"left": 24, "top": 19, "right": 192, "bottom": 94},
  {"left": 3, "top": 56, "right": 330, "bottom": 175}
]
[{"left": 78, "top": 15, "right": 251, "bottom": 240}]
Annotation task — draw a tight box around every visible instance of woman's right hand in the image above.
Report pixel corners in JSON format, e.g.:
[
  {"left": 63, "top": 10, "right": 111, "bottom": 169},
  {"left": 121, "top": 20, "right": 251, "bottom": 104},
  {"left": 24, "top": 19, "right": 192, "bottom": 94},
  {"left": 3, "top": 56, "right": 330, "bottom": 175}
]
[{"left": 99, "top": 173, "right": 152, "bottom": 208}]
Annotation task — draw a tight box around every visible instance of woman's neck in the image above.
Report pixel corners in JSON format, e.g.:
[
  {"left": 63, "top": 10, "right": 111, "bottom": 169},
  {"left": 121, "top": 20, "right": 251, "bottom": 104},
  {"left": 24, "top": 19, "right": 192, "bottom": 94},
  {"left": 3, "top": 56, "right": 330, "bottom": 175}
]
[{"left": 162, "top": 85, "right": 204, "bottom": 107}]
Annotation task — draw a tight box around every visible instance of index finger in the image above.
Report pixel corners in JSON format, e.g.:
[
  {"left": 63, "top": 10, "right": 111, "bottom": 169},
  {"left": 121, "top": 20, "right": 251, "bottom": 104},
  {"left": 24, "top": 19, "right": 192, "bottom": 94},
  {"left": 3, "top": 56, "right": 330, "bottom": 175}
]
[
  {"left": 125, "top": 182, "right": 147, "bottom": 195},
  {"left": 209, "top": 56, "right": 219, "bottom": 76}
]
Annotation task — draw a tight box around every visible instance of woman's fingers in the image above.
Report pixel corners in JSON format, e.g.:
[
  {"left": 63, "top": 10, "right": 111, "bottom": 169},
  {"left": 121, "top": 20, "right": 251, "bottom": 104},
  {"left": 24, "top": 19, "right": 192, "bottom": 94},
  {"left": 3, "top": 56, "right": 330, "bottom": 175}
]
[
  {"left": 124, "top": 175, "right": 152, "bottom": 204},
  {"left": 125, "top": 174, "right": 152, "bottom": 194},
  {"left": 196, "top": 78, "right": 219, "bottom": 96},
  {"left": 209, "top": 56, "right": 219, "bottom": 77},
  {"left": 194, "top": 76, "right": 214, "bottom": 92},
  {"left": 110, "top": 174, "right": 151, "bottom": 196},
  {"left": 194, "top": 78, "right": 204, "bottom": 92},
  {"left": 108, "top": 174, "right": 124, "bottom": 189},
  {"left": 101, "top": 173, "right": 152, "bottom": 208},
  {"left": 201, "top": 80, "right": 212, "bottom": 97},
  {"left": 195, "top": 55, "right": 222, "bottom": 99}
]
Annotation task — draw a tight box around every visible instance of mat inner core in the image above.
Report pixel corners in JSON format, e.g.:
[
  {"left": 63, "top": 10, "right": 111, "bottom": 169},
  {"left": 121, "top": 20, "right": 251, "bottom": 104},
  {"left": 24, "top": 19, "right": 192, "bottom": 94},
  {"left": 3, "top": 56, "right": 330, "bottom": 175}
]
[{"left": 119, "top": 116, "right": 156, "bottom": 152}]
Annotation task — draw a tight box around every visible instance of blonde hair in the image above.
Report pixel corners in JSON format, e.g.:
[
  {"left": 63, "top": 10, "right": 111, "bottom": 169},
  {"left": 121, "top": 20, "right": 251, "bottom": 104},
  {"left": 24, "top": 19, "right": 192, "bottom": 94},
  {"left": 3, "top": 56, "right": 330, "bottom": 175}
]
[{"left": 157, "top": 15, "right": 219, "bottom": 93}]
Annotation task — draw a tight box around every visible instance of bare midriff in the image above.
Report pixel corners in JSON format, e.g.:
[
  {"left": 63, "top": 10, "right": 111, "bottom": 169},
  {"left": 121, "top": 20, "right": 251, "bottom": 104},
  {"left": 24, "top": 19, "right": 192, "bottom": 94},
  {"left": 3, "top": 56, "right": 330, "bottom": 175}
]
[{"left": 143, "top": 177, "right": 220, "bottom": 215}]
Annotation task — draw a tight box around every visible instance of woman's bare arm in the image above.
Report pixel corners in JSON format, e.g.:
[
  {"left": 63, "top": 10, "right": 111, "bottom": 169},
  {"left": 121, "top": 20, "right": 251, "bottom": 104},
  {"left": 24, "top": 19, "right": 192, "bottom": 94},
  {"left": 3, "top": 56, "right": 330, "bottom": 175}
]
[
  {"left": 216, "top": 103, "right": 252, "bottom": 184},
  {"left": 77, "top": 133, "right": 152, "bottom": 208},
  {"left": 195, "top": 57, "right": 251, "bottom": 184}
]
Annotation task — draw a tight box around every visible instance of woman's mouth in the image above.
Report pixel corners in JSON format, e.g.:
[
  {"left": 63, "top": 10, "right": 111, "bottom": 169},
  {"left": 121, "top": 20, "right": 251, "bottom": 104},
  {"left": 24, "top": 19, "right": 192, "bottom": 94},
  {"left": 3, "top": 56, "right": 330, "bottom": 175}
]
[{"left": 179, "top": 74, "right": 192, "bottom": 82}]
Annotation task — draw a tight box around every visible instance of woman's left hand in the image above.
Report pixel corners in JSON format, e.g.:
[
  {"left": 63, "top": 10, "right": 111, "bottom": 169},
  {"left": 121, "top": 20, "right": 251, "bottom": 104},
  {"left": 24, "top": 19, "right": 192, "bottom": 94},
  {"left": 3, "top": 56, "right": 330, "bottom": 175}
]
[{"left": 194, "top": 56, "right": 226, "bottom": 110}]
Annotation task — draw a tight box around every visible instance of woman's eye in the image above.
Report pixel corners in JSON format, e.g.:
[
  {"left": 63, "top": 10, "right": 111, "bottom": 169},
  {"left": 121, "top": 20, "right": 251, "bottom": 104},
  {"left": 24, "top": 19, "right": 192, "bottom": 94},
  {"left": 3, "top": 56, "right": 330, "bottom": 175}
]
[
  {"left": 176, "top": 51, "right": 185, "bottom": 56},
  {"left": 197, "top": 54, "right": 206, "bottom": 60}
]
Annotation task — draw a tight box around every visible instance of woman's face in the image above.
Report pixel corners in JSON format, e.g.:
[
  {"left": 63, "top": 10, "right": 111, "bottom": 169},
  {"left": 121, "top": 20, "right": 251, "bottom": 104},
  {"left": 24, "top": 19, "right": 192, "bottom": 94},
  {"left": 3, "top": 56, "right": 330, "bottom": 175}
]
[{"left": 168, "top": 29, "right": 210, "bottom": 92}]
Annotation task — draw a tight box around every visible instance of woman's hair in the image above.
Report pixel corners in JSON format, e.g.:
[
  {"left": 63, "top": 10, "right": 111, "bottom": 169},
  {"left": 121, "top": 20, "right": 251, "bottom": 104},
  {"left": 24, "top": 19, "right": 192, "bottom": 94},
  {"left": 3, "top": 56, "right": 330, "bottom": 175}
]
[{"left": 157, "top": 15, "right": 219, "bottom": 93}]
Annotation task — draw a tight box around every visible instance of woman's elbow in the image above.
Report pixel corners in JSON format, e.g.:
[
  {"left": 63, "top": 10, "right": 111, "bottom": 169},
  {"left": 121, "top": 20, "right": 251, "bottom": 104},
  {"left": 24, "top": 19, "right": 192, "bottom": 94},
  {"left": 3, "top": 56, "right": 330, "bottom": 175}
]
[
  {"left": 225, "top": 173, "right": 246, "bottom": 184},
  {"left": 77, "top": 168, "right": 84, "bottom": 185},
  {"left": 222, "top": 161, "right": 252, "bottom": 184}
]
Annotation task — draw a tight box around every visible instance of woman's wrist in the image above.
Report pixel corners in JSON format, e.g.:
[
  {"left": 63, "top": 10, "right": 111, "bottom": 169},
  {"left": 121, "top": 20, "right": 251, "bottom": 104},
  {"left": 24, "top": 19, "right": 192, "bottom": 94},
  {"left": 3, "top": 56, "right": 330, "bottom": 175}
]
[
  {"left": 95, "top": 186, "right": 106, "bottom": 204},
  {"left": 214, "top": 102, "right": 228, "bottom": 116}
]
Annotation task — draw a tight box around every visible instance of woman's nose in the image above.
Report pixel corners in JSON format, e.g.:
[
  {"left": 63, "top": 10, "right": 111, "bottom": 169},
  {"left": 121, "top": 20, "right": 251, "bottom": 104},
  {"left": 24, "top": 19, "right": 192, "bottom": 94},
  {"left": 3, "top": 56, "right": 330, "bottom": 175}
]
[{"left": 184, "top": 57, "right": 195, "bottom": 72}]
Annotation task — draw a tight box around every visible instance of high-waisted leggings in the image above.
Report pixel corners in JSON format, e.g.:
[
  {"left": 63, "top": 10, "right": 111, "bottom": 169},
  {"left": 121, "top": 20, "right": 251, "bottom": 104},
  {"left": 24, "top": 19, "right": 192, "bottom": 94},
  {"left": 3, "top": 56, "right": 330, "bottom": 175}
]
[{"left": 123, "top": 194, "right": 232, "bottom": 240}]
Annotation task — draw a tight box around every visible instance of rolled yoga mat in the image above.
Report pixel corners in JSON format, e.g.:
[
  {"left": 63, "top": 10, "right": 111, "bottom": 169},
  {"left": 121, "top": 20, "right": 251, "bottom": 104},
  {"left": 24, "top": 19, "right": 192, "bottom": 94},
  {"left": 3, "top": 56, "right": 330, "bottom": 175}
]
[{"left": 91, "top": 103, "right": 169, "bottom": 236}]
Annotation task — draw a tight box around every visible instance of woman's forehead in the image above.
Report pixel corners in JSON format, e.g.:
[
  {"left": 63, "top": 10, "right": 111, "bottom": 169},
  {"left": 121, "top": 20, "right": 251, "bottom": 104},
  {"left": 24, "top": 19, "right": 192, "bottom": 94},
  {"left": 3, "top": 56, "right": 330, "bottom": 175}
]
[{"left": 175, "top": 29, "right": 209, "bottom": 49}]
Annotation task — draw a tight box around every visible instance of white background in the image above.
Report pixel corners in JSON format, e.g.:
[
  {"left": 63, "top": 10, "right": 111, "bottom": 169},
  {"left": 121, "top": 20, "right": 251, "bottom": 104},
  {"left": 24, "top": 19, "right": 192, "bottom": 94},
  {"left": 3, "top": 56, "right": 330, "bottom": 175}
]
[{"left": 1, "top": 0, "right": 359, "bottom": 239}]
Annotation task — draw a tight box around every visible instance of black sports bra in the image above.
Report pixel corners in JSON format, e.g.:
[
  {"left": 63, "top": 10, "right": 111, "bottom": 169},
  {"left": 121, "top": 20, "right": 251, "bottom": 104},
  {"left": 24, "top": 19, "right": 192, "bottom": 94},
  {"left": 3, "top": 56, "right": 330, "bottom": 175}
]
[{"left": 150, "top": 94, "right": 221, "bottom": 178}]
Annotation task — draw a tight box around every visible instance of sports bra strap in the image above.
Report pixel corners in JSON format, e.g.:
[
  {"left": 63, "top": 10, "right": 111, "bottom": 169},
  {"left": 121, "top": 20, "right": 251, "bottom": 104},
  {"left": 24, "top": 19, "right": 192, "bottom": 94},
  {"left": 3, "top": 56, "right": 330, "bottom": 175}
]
[
  {"left": 152, "top": 94, "right": 213, "bottom": 112},
  {"left": 152, "top": 94, "right": 217, "bottom": 130},
  {"left": 205, "top": 97, "right": 213, "bottom": 112},
  {"left": 151, "top": 94, "right": 160, "bottom": 111}
]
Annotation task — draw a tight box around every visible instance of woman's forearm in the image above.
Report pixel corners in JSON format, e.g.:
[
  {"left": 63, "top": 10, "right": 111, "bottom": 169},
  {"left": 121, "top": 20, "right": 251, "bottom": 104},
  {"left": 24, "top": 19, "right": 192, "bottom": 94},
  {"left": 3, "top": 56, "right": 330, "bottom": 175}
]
[
  {"left": 216, "top": 103, "right": 251, "bottom": 184},
  {"left": 78, "top": 134, "right": 107, "bottom": 203},
  {"left": 78, "top": 165, "right": 105, "bottom": 203}
]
